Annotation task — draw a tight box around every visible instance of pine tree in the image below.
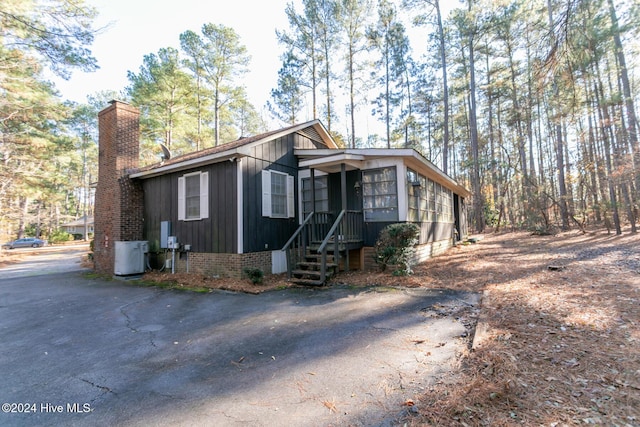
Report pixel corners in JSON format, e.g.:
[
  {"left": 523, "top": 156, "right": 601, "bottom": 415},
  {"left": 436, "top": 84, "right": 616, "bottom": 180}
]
[
  {"left": 127, "top": 47, "right": 197, "bottom": 160},
  {"left": 269, "top": 51, "right": 305, "bottom": 125}
]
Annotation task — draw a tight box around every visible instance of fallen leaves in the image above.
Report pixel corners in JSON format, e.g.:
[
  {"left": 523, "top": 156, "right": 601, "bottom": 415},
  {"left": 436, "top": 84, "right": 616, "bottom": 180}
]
[
  {"left": 409, "top": 230, "right": 640, "bottom": 426},
  {"left": 141, "top": 271, "right": 294, "bottom": 294}
]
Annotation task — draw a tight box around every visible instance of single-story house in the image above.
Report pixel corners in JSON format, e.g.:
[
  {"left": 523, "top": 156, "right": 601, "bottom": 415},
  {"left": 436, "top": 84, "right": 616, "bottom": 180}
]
[
  {"left": 60, "top": 215, "right": 94, "bottom": 239},
  {"left": 93, "top": 100, "right": 470, "bottom": 284}
]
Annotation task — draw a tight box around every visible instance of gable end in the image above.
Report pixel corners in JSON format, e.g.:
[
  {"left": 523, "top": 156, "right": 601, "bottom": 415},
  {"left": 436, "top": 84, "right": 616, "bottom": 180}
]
[{"left": 297, "top": 126, "right": 324, "bottom": 145}]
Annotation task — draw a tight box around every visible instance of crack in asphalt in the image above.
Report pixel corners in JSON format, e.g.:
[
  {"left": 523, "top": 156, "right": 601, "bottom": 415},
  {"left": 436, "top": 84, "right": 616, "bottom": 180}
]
[
  {"left": 81, "top": 378, "right": 117, "bottom": 396},
  {"left": 118, "top": 294, "right": 159, "bottom": 332},
  {"left": 119, "top": 305, "right": 139, "bottom": 333},
  {"left": 118, "top": 295, "right": 160, "bottom": 349}
]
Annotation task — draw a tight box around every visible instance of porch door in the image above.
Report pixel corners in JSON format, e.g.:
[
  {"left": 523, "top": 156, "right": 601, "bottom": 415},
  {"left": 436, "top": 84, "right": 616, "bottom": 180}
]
[
  {"left": 302, "top": 176, "right": 330, "bottom": 243},
  {"left": 327, "top": 170, "right": 363, "bottom": 212},
  {"left": 453, "top": 194, "right": 461, "bottom": 242}
]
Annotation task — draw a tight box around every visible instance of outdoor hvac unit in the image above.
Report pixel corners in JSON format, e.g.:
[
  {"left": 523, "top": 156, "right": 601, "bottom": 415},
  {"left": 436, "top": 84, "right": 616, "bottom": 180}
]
[{"left": 114, "top": 241, "right": 149, "bottom": 276}]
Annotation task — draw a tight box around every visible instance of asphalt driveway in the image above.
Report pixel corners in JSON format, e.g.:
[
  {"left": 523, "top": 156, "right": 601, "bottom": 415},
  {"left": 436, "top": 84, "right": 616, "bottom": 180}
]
[{"left": 0, "top": 252, "right": 479, "bottom": 426}]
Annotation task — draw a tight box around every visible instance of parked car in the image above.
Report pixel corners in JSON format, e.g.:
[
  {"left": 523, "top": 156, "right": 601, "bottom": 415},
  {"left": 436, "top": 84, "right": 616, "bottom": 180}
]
[{"left": 2, "top": 238, "right": 48, "bottom": 249}]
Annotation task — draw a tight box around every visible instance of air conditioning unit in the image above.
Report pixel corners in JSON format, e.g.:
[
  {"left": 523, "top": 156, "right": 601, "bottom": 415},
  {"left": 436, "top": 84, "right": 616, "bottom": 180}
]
[{"left": 114, "top": 241, "right": 149, "bottom": 276}]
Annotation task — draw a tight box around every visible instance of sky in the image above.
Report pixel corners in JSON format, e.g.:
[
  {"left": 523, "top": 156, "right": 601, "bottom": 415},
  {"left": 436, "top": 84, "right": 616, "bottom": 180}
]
[
  {"left": 53, "top": 0, "right": 298, "bottom": 112},
  {"left": 52, "top": 0, "right": 453, "bottom": 134}
]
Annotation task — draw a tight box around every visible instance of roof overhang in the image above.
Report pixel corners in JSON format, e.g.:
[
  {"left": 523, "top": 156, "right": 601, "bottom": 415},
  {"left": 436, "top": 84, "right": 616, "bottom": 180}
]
[
  {"left": 295, "top": 148, "right": 471, "bottom": 197},
  {"left": 131, "top": 119, "right": 337, "bottom": 180},
  {"left": 297, "top": 151, "right": 366, "bottom": 172},
  {"left": 130, "top": 149, "right": 249, "bottom": 179}
]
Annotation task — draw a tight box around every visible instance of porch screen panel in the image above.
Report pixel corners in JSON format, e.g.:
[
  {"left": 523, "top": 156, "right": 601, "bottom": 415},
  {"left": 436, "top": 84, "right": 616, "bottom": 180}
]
[
  {"left": 419, "top": 176, "right": 428, "bottom": 221},
  {"left": 407, "top": 169, "right": 418, "bottom": 221},
  {"left": 362, "top": 167, "right": 398, "bottom": 222},
  {"left": 442, "top": 186, "right": 453, "bottom": 223},
  {"left": 428, "top": 180, "right": 436, "bottom": 221},
  {"left": 407, "top": 169, "right": 429, "bottom": 222},
  {"left": 436, "top": 183, "right": 443, "bottom": 222},
  {"left": 407, "top": 169, "right": 438, "bottom": 222}
]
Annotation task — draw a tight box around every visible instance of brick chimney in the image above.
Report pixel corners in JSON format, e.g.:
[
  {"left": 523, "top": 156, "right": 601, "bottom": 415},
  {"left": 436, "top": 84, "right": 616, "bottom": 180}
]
[{"left": 93, "top": 100, "right": 144, "bottom": 274}]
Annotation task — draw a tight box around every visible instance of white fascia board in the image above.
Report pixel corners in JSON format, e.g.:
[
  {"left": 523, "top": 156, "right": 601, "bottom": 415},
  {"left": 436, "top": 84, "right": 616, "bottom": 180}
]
[
  {"left": 255, "top": 119, "right": 336, "bottom": 149},
  {"left": 297, "top": 169, "right": 328, "bottom": 179},
  {"left": 354, "top": 148, "right": 413, "bottom": 158},
  {"left": 295, "top": 149, "right": 340, "bottom": 159},
  {"left": 130, "top": 150, "right": 248, "bottom": 179},
  {"left": 406, "top": 154, "right": 472, "bottom": 197},
  {"left": 298, "top": 152, "right": 365, "bottom": 169},
  {"left": 361, "top": 156, "right": 404, "bottom": 170}
]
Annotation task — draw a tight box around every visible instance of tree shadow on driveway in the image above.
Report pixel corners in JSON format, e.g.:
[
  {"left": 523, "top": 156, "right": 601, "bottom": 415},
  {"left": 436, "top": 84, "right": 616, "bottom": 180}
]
[{"left": 0, "top": 274, "right": 479, "bottom": 427}]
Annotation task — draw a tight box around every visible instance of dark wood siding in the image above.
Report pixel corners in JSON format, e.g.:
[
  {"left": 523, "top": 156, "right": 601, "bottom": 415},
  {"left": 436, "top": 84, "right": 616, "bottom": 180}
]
[
  {"left": 327, "top": 170, "right": 360, "bottom": 212},
  {"left": 242, "top": 131, "right": 324, "bottom": 253},
  {"left": 363, "top": 221, "right": 454, "bottom": 247},
  {"left": 141, "top": 161, "right": 237, "bottom": 254},
  {"left": 142, "top": 174, "right": 174, "bottom": 252},
  {"left": 140, "top": 126, "right": 352, "bottom": 256}
]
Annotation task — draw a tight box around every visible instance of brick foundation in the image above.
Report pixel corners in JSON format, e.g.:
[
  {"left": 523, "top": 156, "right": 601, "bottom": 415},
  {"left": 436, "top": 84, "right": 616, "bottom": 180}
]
[{"left": 172, "top": 251, "right": 274, "bottom": 279}]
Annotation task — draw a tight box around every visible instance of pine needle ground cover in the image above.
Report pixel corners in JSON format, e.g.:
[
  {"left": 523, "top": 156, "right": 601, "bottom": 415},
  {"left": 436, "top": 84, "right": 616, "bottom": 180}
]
[
  {"left": 142, "top": 230, "right": 639, "bottom": 425},
  {"left": 396, "top": 231, "right": 639, "bottom": 426}
]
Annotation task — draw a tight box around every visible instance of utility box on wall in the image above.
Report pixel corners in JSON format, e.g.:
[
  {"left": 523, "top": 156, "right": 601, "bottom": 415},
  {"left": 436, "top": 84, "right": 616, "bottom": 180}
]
[
  {"left": 160, "top": 221, "right": 171, "bottom": 249},
  {"left": 167, "top": 236, "right": 178, "bottom": 249},
  {"left": 114, "top": 241, "right": 149, "bottom": 276}
]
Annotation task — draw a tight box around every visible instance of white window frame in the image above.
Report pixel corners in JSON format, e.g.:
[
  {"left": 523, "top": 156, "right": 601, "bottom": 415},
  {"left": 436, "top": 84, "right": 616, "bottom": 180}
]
[
  {"left": 262, "top": 170, "right": 295, "bottom": 218},
  {"left": 178, "top": 171, "right": 209, "bottom": 221},
  {"left": 362, "top": 167, "right": 399, "bottom": 222}
]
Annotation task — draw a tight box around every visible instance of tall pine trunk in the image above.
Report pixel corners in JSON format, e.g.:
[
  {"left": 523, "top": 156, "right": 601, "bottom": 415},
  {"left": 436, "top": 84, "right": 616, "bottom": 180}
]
[
  {"left": 348, "top": 41, "right": 356, "bottom": 148},
  {"left": 607, "top": 0, "right": 640, "bottom": 200},
  {"left": 547, "top": 0, "right": 570, "bottom": 230},
  {"left": 435, "top": 0, "right": 450, "bottom": 174},
  {"left": 468, "top": 0, "right": 483, "bottom": 232},
  {"left": 594, "top": 62, "right": 622, "bottom": 234}
]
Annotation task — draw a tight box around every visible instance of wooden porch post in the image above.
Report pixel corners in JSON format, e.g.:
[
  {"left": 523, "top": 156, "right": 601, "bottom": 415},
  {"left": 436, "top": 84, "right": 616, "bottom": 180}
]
[
  {"left": 310, "top": 168, "right": 316, "bottom": 242},
  {"left": 341, "top": 164, "right": 347, "bottom": 211},
  {"left": 341, "top": 163, "right": 349, "bottom": 271},
  {"left": 310, "top": 168, "right": 316, "bottom": 209}
]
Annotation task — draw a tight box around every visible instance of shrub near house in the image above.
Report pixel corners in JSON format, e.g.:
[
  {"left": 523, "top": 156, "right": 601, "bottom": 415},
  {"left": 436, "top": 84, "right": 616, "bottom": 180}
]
[
  {"left": 48, "top": 230, "right": 75, "bottom": 244},
  {"left": 374, "top": 223, "right": 420, "bottom": 275}
]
